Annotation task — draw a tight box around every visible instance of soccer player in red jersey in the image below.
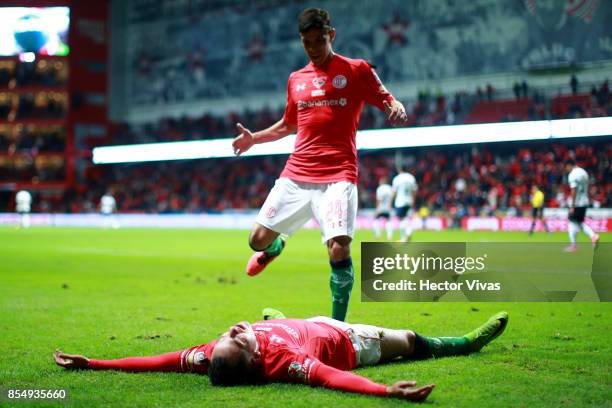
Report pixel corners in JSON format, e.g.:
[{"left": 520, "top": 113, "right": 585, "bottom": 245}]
[
  {"left": 55, "top": 312, "right": 508, "bottom": 402},
  {"left": 232, "top": 8, "right": 408, "bottom": 322}
]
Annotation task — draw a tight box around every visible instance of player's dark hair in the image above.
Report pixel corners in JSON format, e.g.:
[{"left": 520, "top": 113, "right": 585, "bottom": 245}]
[
  {"left": 208, "top": 356, "right": 258, "bottom": 386},
  {"left": 565, "top": 158, "right": 576, "bottom": 166},
  {"left": 298, "top": 8, "right": 332, "bottom": 34}
]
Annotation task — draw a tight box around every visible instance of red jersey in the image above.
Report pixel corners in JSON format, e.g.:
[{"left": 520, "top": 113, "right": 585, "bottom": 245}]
[
  {"left": 281, "top": 54, "right": 394, "bottom": 184},
  {"left": 253, "top": 319, "right": 387, "bottom": 396}
]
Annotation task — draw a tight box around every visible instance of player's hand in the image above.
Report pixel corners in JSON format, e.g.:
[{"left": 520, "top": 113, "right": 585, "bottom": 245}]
[
  {"left": 386, "top": 380, "right": 435, "bottom": 401},
  {"left": 568, "top": 207, "right": 574, "bottom": 216},
  {"left": 53, "top": 350, "right": 90, "bottom": 369},
  {"left": 383, "top": 99, "right": 408, "bottom": 127},
  {"left": 232, "top": 123, "right": 255, "bottom": 156}
]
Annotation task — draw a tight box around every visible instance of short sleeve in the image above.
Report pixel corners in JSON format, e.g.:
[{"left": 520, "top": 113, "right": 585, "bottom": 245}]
[
  {"left": 568, "top": 173, "right": 577, "bottom": 188},
  {"left": 358, "top": 60, "right": 394, "bottom": 111}
]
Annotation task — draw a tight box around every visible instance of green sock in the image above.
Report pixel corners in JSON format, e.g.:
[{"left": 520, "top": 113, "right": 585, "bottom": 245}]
[
  {"left": 413, "top": 333, "right": 471, "bottom": 359},
  {"left": 330, "top": 258, "right": 354, "bottom": 322},
  {"left": 422, "top": 336, "right": 471, "bottom": 358},
  {"left": 263, "top": 237, "right": 284, "bottom": 257}
]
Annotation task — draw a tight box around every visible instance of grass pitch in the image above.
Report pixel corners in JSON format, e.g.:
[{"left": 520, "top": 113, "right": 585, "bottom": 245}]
[{"left": 0, "top": 227, "right": 610, "bottom": 407}]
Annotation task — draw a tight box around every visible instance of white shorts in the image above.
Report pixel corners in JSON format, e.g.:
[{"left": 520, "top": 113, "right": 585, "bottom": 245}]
[
  {"left": 255, "top": 178, "right": 358, "bottom": 243},
  {"left": 307, "top": 316, "right": 382, "bottom": 366}
]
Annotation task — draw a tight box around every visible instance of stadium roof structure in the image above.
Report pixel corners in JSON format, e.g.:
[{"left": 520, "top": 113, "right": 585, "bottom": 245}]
[{"left": 93, "top": 117, "right": 612, "bottom": 164}]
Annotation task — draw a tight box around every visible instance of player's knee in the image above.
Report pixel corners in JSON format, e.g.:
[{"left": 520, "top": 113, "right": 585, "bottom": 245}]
[
  {"left": 404, "top": 330, "right": 416, "bottom": 355},
  {"left": 249, "top": 227, "right": 274, "bottom": 251},
  {"left": 328, "top": 236, "right": 351, "bottom": 261}
]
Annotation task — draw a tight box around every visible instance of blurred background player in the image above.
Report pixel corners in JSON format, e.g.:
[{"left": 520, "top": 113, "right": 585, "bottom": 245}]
[
  {"left": 100, "top": 191, "right": 119, "bottom": 229},
  {"left": 392, "top": 166, "right": 418, "bottom": 242},
  {"left": 15, "top": 189, "right": 32, "bottom": 228},
  {"left": 418, "top": 206, "right": 431, "bottom": 231},
  {"left": 529, "top": 185, "right": 549, "bottom": 235},
  {"left": 231, "top": 8, "right": 407, "bottom": 322},
  {"left": 564, "top": 159, "right": 599, "bottom": 252},
  {"left": 373, "top": 176, "right": 393, "bottom": 240}
]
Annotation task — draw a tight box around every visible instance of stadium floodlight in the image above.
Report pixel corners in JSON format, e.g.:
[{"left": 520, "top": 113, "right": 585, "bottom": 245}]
[{"left": 92, "top": 117, "right": 612, "bottom": 164}]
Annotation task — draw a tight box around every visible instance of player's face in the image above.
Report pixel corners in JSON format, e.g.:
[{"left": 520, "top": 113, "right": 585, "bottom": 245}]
[
  {"left": 212, "top": 321, "right": 260, "bottom": 369},
  {"left": 300, "top": 28, "right": 335, "bottom": 67}
]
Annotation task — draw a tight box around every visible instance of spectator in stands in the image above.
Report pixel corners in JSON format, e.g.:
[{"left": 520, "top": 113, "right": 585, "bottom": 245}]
[
  {"left": 513, "top": 82, "right": 521, "bottom": 100},
  {"left": 570, "top": 74, "right": 578, "bottom": 95},
  {"left": 383, "top": 13, "right": 410, "bottom": 47},
  {"left": 486, "top": 83, "right": 494, "bottom": 101}
]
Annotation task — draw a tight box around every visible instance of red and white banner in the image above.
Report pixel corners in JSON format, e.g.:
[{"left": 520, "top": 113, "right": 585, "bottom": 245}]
[{"left": 464, "top": 216, "right": 612, "bottom": 233}]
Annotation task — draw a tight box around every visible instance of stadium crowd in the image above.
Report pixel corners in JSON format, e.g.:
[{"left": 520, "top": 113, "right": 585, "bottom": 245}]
[
  {"left": 111, "top": 78, "right": 611, "bottom": 146},
  {"left": 34, "top": 140, "right": 610, "bottom": 216},
  {"left": 0, "top": 59, "right": 67, "bottom": 88}
]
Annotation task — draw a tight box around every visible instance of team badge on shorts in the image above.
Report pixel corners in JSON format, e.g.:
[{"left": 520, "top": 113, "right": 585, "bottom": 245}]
[
  {"left": 265, "top": 206, "right": 277, "bottom": 218},
  {"left": 332, "top": 75, "right": 347, "bottom": 89}
]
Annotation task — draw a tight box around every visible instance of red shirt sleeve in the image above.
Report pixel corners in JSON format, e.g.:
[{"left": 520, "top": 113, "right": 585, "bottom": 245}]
[
  {"left": 309, "top": 361, "right": 388, "bottom": 396},
  {"left": 88, "top": 343, "right": 212, "bottom": 374},
  {"left": 282, "top": 74, "right": 297, "bottom": 126},
  {"left": 264, "top": 348, "right": 387, "bottom": 397},
  {"left": 358, "top": 60, "right": 395, "bottom": 111},
  {"left": 88, "top": 351, "right": 185, "bottom": 372}
]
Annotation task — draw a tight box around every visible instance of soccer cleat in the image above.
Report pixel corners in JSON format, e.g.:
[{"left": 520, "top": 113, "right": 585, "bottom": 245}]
[
  {"left": 465, "top": 311, "right": 508, "bottom": 352},
  {"left": 262, "top": 308, "right": 286, "bottom": 320},
  {"left": 591, "top": 234, "right": 600, "bottom": 249},
  {"left": 563, "top": 244, "right": 577, "bottom": 253},
  {"left": 246, "top": 238, "right": 285, "bottom": 277}
]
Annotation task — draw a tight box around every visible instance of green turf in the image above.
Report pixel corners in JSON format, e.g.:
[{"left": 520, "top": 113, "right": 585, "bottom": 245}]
[{"left": 0, "top": 227, "right": 610, "bottom": 407}]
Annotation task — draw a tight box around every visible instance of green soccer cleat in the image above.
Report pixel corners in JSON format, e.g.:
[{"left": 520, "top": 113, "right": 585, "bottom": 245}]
[
  {"left": 262, "top": 307, "right": 286, "bottom": 320},
  {"left": 465, "top": 311, "right": 508, "bottom": 352}
]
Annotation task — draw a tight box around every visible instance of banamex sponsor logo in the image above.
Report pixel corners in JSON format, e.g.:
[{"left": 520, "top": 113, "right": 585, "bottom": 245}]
[{"left": 297, "top": 98, "right": 348, "bottom": 109}]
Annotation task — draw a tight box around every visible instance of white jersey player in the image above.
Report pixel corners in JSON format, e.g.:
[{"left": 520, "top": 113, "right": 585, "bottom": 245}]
[
  {"left": 100, "top": 193, "right": 119, "bottom": 228},
  {"left": 374, "top": 177, "right": 394, "bottom": 240},
  {"left": 392, "top": 169, "right": 418, "bottom": 242},
  {"left": 15, "top": 190, "right": 32, "bottom": 228},
  {"left": 564, "top": 160, "right": 598, "bottom": 252}
]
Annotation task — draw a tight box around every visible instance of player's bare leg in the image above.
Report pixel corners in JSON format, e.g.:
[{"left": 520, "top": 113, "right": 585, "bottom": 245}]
[
  {"left": 327, "top": 235, "right": 353, "bottom": 322},
  {"left": 399, "top": 217, "right": 413, "bottom": 242},
  {"left": 246, "top": 223, "right": 285, "bottom": 276}
]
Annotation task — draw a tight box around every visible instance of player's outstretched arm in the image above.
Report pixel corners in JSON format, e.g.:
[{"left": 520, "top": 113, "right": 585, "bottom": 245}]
[
  {"left": 232, "top": 119, "right": 296, "bottom": 156},
  {"left": 53, "top": 349, "right": 187, "bottom": 372},
  {"left": 310, "top": 361, "right": 435, "bottom": 401}
]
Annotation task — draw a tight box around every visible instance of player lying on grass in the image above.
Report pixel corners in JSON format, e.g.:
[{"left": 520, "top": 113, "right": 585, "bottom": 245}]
[{"left": 54, "top": 311, "right": 508, "bottom": 402}]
